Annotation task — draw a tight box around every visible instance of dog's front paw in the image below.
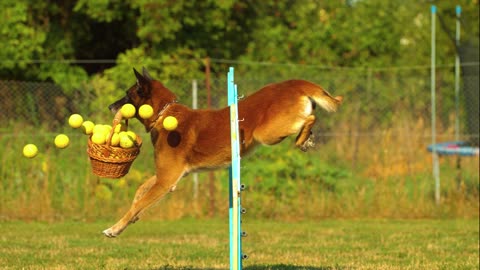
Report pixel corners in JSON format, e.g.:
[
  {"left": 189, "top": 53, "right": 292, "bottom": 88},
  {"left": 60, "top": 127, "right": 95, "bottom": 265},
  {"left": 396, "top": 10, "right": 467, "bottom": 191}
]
[
  {"left": 102, "top": 228, "right": 118, "bottom": 238},
  {"left": 299, "top": 134, "right": 315, "bottom": 152}
]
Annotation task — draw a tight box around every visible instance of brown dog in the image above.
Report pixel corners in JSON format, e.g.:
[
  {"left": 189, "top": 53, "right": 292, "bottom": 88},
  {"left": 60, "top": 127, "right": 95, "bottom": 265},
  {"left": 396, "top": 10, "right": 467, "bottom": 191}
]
[{"left": 103, "top": 67, "right": 343, "bottom": 237}]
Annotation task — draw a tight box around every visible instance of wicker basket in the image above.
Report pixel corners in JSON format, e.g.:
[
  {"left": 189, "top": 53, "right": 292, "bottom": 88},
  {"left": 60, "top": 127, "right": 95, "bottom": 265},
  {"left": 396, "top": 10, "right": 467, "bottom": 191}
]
[{"left": 87, "top": 112, "right": 142, "bottom": 178}]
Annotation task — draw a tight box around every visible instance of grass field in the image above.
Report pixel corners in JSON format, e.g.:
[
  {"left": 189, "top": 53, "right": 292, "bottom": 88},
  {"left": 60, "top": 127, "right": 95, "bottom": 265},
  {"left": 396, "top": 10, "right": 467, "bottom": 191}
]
[{"left": 0, "top": 219, "right": 478, "bottom": 270}]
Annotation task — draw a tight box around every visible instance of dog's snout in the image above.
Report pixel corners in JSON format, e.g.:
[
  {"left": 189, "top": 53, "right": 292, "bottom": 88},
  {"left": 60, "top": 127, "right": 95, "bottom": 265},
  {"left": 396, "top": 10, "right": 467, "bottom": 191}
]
[
  {"left": 109, "top": 96, "right": 130, "bottom": 113},
  {"left": 108, "top": 103, "right": 118, "bottom": 113},
  {"left": 108, "top": 102, "right": 120, "bottom": 113}
]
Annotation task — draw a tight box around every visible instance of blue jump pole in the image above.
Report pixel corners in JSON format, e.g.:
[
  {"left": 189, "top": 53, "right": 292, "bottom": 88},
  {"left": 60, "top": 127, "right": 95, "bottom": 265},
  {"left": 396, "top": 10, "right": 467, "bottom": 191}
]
[{"left": 228, "top": 67, "right": 243, "bottom": 270}]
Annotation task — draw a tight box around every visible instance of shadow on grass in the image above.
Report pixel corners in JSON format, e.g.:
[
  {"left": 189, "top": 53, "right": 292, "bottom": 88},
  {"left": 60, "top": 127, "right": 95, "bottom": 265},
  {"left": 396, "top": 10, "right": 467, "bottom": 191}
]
[{"left": 154, "top": 264, "right": 344, "bottom": 270}]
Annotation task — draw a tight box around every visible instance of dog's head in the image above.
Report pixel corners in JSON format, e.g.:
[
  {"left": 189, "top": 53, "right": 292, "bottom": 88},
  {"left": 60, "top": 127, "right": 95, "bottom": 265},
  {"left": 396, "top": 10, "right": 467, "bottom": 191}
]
[
  {"left": 109, "top": 67, "right": 154, "bottom": 114},
  {"left": 109, "top": 67, "right": 177, "bottom": 125}
]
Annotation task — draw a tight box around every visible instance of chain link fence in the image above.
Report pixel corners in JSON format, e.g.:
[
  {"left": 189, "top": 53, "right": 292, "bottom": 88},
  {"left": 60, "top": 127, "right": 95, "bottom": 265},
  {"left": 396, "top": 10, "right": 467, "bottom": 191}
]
[
  {"left": 1, "top": 63, "right": 477, "bottom": 143},
  {"left": 0, "top": 81, "right": 74, "bottom": 129}
]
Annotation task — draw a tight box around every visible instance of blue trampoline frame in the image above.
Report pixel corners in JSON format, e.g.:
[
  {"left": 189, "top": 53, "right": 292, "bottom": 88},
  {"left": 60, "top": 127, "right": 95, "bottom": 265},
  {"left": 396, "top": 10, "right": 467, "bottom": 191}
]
[{"left": 428, "top": 141, "right": 479, "bottom": 156}]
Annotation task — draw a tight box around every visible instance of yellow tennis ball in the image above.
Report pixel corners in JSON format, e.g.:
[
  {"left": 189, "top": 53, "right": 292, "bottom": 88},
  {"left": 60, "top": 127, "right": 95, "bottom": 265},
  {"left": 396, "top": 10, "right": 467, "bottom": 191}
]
[
  {"left": 91, "top": 132, "right": 107, "bottom": 145},
  {"left": 110, "top": 132, "right": 120, "bottom": 146},
  {"left": 92, "top": 124, "right": 103, "bottom": 134},
  {"left": 163, "top": 116, "right": 178, "bottom": 131},
  {"left": 81, "top": 121, "right": 95, "bottom": 135},
  {"left": 120, "top": 104, "right": 136, "bottom": 119},
  {"left": 93, "top": 124, "right": 108, "bottom": 134},
  {"left": 23, "top": 144, "right": 38, "bottom": 158},
  {"left": 113, "top": 123, "right": 123, "bottom": 133},
  {"left": 68, "top": 114, "right": 84, "bottom": 128},
  {"left": 103, "top": 124, "right": 112, "bottom": 132},
  {"left": 119, "top": 133, "right": 135, "bottom": 148},
  {"left": 54, "top": 134, "right": 70, "bottom": 149},
  {"left": 139, "top": 104, "right": 154, "bottom": 119},
  {"left": 126, "top": 131, "right": 137, "bottom": 141}
]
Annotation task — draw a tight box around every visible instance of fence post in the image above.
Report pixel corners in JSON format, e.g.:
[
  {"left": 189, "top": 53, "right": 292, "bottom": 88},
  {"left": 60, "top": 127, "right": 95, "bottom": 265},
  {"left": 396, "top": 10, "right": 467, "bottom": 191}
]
[
  {"left": 431, "top": 5, "right": 441, "bottom": 205},
  {"left": 454, "top": 6, "right": 461, "bottom": 142},
  {"left": 192, "top": 80, "right": 199, "bottom": 200}
]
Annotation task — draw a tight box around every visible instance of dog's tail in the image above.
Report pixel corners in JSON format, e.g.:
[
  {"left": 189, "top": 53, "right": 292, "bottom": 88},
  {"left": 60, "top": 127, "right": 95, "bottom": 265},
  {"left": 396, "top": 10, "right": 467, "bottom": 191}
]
[{"left": 306, "top": 84, "right": 343, "bottom": 113}]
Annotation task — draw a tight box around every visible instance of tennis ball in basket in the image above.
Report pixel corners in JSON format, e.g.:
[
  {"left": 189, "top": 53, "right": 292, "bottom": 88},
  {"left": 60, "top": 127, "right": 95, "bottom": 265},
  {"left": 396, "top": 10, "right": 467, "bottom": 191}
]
[
  {"left": 92, "top": 124, "right": 103, "bottom": 134},
  {"left": 91, "top": 132, "right": 107, "bottom": 145},
  {"left": 54, "top": 134, "right": 70, "bottom": 149},
  {"left": 93, "top": 124, "right": 108, "bottom": 134},
  {"left": 119, "top": 133, "right": 135, "bottom": 148},
  {"left": 110, "top": 132, "right": 120, "bottom": 146},
  {"left": 114, "top": 123, "right": 123, "bottom": 133},
  {"left": 119, "top": 131, "right": 136, "bottom": 139},
  {"left": 126, "top": 131, "right": 137, "bottom": 141},
  {"left": 68, "top": 114, "right": 83, "bottom": 128},
  {"left": 120, "top": 104, "right": 136, "bottom": 119},
  {"left": 139, "top": 104, "right": 154, "bottom": 119},
  {"left": 23, "top": 144, "right": 38, "bottom": 158},
  {"left": 81, "top": 121, "right": 95, "bottom": 135},
  {"left": 163, "top": 116, "right": 178, "bottom": 131},
  {"left": 103, "top": 124, "right": 112, "bottom": 131}
]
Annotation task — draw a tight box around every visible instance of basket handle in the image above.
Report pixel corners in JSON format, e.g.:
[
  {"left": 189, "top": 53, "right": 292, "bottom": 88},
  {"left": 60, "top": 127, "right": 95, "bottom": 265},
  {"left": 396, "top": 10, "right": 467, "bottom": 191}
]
[{"left": 100, "top": 111, "right": 126, "bottom": 157}]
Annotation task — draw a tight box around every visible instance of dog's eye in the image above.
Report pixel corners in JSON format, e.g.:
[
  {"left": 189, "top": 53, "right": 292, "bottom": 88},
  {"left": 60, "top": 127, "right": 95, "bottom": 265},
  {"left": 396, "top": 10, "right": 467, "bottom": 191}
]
[
  {"left": 126, "top": 90, "right": 133, "bottom": 99},
  {"left": 136, "top": 86, "right": 146, "bottom": 98}
]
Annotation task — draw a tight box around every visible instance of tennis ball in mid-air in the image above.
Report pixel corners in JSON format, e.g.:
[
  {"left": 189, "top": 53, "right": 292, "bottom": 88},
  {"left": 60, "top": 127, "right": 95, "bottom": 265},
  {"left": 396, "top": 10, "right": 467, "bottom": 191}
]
[
  {"left": 138, "top": 104, "right": 154, "bottom": 119},
  {"left": 68, "top": 114, "right": 84, "bottom": 128},
  {"left": 23, "top": 144, "right": 38, "bottom": 158},
  {"left": 81, "top": 121, "right": 95, "bottom": 135},
  {"left": 120, "top": 104, "right": 136, "bottom": 119},
  {"left": 163, "top": 116, "right": 178, "bottom": 131},
  {"left": 54, "top": 134, "right": 70, "bottom": 149}
]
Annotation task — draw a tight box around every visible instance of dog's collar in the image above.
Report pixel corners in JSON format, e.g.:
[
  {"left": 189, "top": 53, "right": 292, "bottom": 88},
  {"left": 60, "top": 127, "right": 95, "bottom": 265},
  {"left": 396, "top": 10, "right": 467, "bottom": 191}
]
[{"left": 148, "top": 100, "right": 178, "bottom": 132}]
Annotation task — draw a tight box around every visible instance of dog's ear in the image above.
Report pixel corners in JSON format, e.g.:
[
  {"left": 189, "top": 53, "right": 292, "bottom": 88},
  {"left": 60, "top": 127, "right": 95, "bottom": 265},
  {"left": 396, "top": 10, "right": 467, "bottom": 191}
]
[
  {"left": 134, "top": 68, "right": 149, "bottom": 85},
  {"left": 142, "top": 67, "right": 153, "bottom": 81},
  {"left": 133, "top": 68, "right": 151, "bottom": 98}
]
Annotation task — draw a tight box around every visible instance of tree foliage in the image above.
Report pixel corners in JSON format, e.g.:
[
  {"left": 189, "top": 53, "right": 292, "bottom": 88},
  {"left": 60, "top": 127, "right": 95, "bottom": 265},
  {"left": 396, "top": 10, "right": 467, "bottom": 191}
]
[{"left": 0, "top": 0, "right": 478, "bottom": 89}]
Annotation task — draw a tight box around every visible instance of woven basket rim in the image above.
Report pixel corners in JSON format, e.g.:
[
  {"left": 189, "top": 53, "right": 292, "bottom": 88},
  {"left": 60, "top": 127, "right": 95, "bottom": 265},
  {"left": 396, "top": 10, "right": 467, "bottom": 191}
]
[{"left": 87, "top": 135, "right": 142, "bottom": 163}]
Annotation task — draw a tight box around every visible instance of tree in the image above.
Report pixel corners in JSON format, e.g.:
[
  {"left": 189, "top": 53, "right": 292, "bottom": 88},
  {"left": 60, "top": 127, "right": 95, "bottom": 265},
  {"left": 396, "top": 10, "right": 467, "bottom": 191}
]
[
  {"left": 0, "top": 0, "right": 139, "bottom": 92},
  {"left": 0, "top": 0, "right": 477, "bottom": 90}
]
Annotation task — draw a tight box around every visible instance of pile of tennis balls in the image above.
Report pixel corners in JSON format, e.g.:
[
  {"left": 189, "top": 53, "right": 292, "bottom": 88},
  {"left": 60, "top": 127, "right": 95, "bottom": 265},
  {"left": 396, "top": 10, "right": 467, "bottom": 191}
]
[{"left": 22, "top": 103, "right": 179, "bottom": 159}]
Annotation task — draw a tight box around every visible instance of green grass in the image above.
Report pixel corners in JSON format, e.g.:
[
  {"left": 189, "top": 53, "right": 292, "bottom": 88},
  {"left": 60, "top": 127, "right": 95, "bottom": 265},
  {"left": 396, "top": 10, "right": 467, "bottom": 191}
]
[
  {"left": 0, "top": 219, "right": 478, "bottom": 270},
  {"left": 2, "top": 123, "right": 479, "bottom": 221}
]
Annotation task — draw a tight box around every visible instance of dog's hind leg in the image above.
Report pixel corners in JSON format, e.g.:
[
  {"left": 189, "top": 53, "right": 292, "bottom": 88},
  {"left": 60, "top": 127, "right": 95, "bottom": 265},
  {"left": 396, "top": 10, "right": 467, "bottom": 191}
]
[
  {"left": 103, "top": 167, "right": 185, "bottom": 238},
  {"left": 295, "top": 114, "right": 316, "bottom": 151}
]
